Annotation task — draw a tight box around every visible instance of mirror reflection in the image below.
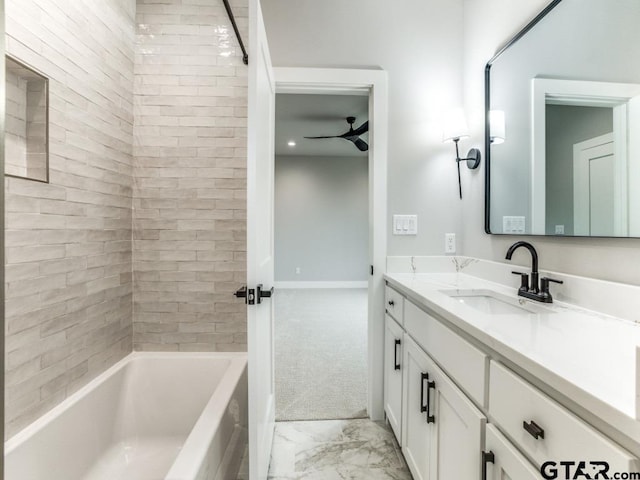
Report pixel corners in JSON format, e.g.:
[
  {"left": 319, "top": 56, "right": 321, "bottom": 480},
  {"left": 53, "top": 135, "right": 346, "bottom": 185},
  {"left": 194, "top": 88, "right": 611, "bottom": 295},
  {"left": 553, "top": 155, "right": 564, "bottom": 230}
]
[{"left": 486, "top": 0, "right": 640, "bottom": 237}]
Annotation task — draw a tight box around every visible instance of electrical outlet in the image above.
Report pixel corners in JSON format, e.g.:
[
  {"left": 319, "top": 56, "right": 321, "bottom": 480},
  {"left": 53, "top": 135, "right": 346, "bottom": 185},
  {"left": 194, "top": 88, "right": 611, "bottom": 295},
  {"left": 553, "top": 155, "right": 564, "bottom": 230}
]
[
  {"left": 295, "top": 267, "right": 301, "bottom": 274},
  {"left": 555, "top": 225, "right": 565, "bottom": 235},
  {"left": 445, "top": 233, "right": 456, "bottom": 254}
]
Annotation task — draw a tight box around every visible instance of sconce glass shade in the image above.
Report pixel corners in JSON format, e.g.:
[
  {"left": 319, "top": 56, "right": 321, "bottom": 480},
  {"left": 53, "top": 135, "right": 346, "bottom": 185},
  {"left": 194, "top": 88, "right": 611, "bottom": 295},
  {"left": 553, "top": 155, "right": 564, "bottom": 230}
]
[
  {"left": 489, "top": 110, "right": 506, "bottom": 144},
  {"left": 442, "top": 108, "right": 470, "bottom": 143}
]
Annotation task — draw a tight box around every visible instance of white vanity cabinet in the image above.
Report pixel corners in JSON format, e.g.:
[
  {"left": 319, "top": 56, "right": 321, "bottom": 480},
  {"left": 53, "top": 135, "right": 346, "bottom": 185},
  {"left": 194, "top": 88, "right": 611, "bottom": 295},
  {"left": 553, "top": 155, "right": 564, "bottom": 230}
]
[
  {"left": 402, "top": 335, "right": 486, "bottom": 480},
  {"left": 384, "top": 314, "right": 404, "bottom": 444},
  {"left": 489, "top": 361, "right": 638, "bottom": 473},
  {"left": 385, "top": 285, "right": 404, "bottom": 324},
  {"left": 484, "top": 425, "right": 541, "bottom": 480},
  {"left": 383, "top": 279, "right": 639, "bottom": 480},
  {"left": 402, "top": 335, "right": 434, "bottom": 480}
]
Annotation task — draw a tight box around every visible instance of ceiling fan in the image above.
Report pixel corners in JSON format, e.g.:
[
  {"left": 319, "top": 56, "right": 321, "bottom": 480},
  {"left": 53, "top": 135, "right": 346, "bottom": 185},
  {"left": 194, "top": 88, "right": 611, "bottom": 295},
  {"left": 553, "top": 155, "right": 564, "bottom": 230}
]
[{"left": 304, "top": 116, "right": 369, "bottom": 152}]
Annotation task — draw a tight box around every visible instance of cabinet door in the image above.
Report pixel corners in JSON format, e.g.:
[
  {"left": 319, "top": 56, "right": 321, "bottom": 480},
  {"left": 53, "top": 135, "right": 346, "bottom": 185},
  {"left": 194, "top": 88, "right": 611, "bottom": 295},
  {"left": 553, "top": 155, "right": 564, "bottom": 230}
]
[
  {"left": 484, "top": 424, "right": 540, "bottom": 480},
  {"left": 384, "top": 315, "right": 404, "bottom": 444},
  {"left": 402, "top": 336, "right": 434, "bottom": 480},
  {"left": 429, "top": 357, "right": 486, "bottom": 480}
]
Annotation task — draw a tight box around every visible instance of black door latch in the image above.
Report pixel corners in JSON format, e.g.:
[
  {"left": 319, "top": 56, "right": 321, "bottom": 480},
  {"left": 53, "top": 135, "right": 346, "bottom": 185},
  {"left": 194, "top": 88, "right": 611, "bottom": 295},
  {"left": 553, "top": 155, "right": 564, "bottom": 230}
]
[
  {"left": 256, "top": 284, "right": 274, "bottom": 304},
  {"left": 234, "top": 285, "right": 275, "bottom": 305},
  {"left": 234, "top": 286, "right": 255, "bottom": 305}
]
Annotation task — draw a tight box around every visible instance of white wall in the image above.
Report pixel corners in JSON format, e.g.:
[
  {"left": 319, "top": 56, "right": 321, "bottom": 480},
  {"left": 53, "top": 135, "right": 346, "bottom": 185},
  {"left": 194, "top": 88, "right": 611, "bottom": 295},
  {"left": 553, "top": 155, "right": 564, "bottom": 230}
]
[
  {"left": 262, "top": 0, "right": 467, "bottom": 256},
  {"left": 462, "top": 0, "right": 640, "bottom": 286},
  {"left": 275, "top": 155, "right": 368, "bottom": 282}
]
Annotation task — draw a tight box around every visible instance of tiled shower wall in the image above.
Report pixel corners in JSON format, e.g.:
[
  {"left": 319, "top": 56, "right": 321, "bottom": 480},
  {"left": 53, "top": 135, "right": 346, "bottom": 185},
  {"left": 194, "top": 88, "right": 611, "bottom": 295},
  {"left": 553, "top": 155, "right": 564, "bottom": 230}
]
[
  {"left": 4, "top": 0, "right": 136, "bottom": 437},
  {"left": 133, "top": 0, "right": 248, "bottom": 351},
  {"left": 5, "top": 71, "right": 29, "bottom": 177}
]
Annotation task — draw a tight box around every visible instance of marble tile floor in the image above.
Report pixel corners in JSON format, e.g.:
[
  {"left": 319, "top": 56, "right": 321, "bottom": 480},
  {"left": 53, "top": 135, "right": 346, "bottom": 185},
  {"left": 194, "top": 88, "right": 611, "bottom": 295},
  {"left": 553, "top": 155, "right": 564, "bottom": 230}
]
[{"left": 266, "top": 419, "right": 412, "bottom": 479}]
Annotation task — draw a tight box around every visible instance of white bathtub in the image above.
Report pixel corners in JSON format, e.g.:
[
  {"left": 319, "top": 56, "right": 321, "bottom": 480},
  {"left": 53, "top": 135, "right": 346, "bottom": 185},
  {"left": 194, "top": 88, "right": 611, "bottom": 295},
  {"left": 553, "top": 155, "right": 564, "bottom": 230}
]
[{"left": 5, "top": 352, "right": 248, "bottom": 480}]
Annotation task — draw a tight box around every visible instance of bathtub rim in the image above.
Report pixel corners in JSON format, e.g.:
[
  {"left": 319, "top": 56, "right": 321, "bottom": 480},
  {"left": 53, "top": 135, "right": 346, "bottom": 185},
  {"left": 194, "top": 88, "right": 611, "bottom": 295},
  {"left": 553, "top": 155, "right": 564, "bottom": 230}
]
[
  {"left": 4, "top": 351, "right": 248, "bottom": 456},
  {"left": 165, "top": 353, "right": 248, "bottom": 479}
]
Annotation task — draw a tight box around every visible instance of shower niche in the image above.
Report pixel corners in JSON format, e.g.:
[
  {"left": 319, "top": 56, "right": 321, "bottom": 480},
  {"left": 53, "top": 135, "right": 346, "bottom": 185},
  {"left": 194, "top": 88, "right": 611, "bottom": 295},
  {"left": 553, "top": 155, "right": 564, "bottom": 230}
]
[{"left": 5, "top": 55, "right": 49, "bottom": 183}]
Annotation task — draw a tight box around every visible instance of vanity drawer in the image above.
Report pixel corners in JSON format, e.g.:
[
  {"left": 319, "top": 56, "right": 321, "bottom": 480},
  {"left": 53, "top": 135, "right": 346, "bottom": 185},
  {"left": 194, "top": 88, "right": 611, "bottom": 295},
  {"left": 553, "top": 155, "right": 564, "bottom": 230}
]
[
  {"left": 404, "top": 300, "right": 487, "bottom": 406},
  {"left": 489, "top": 361, "right": 637, "bottom": 471},
  {"left": 385, "top": 286, "right": 404, "bottom": 324}
]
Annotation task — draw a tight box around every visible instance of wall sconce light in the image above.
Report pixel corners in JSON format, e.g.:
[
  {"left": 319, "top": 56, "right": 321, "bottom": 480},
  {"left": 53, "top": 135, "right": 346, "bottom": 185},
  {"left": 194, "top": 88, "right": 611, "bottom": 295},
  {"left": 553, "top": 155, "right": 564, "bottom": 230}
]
[
  {"left": 490, "top": 110, "right": 506, "bottom": 144},
  {"left": 442, "top": 108, "right": 481, "bottom": 199}
]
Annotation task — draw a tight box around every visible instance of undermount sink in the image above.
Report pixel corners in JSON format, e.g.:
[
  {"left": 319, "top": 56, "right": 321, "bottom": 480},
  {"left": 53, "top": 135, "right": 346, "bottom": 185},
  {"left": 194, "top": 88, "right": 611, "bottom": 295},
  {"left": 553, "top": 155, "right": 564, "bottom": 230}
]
[{"left": 441, "top": 289, "right": 551, "bottom": 315}]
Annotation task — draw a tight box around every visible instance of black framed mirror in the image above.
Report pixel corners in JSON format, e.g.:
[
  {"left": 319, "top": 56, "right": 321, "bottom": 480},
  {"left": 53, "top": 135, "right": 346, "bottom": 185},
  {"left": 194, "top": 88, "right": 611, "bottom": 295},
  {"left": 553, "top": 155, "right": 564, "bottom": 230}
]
[{"left": 485, "top": 0, "right": 640, "bottom": 237}]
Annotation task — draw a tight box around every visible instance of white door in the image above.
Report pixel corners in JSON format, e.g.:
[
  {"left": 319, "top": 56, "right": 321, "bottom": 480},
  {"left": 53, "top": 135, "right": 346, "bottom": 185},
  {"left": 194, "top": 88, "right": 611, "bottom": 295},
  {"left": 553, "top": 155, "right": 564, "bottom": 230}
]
[
  {"left": 402, "top": 336, "right": 434, "bottom": 480},
  {"left": 247, "top": 0, "right": 276, "bottom": 478},
  {"left": 484, "top": 425, "right": 541, "bottom": 480},
  {"left": 573, "top": 133, "right": 617, "bottom": 236},
  {"left": 384, "top": 315, "right": 403, "bottom": 444}
]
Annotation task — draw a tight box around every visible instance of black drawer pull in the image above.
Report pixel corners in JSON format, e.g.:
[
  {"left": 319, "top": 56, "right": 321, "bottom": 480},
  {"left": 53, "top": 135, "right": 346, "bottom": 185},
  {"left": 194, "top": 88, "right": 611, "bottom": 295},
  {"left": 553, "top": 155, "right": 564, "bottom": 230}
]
[
  {"left": 394, "top": 339, "right": 401, "bottom": 370},
  {"left": 388, "top": 300, "right": 395, "bottom": 307},
  {"left": 420, "top": 373, "right": 428, "bottom": 413},
  {"left": 482, "top": 451, "right": 495, "bottom": 480},
  {"left": 426, "top": 378, "right": 435, "bottom": 424},
  {"left": 523, "top": 420, "right": 545, "bottom": 439}
]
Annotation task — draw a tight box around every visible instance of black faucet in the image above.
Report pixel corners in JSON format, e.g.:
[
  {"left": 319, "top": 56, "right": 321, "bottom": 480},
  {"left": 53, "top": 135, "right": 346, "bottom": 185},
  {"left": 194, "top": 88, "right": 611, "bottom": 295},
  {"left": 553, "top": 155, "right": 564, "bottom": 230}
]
[{"left": 505, "top": 241, "right": 563, "bottom": 303}]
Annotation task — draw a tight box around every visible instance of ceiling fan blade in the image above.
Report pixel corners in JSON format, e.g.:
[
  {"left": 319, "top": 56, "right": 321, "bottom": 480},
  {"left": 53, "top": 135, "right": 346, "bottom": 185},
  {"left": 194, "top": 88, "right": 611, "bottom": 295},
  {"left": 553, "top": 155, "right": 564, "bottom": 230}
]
[
  {"left": 351, "top": 137, "right": 369, "bottom": 152},
  {"left": 304, "top": 135, "right": 340, "bottom": 139},
  {"left": 351, "top": 121, "right": 369, "bottom": 136}
]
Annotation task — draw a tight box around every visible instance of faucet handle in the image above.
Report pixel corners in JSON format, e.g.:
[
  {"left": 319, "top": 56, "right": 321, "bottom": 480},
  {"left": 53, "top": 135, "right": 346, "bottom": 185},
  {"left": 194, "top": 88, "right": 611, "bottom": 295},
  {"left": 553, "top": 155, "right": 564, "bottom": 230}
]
[
  {"left": 540, "top": 277, "right": 563, "bottom": 303},
  {"left": 541, "top": 277, "right": 563, "bottom": 291},
  {"left": 511, "top": 271, "right": 529, "bottom": 291}
]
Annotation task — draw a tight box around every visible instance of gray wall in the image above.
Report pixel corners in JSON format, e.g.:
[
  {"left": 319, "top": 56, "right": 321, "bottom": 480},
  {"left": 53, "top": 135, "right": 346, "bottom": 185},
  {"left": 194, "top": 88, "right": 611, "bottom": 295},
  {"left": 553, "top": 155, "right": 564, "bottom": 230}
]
[
  {"left": 545, "top": 105, "right": 613, "bottom": 235},
  {"left": 263, "top": 0, "right": 466, "bottom": 257},
  {"left": 275, "top": 156, "right": 368, "bottom": 282}
]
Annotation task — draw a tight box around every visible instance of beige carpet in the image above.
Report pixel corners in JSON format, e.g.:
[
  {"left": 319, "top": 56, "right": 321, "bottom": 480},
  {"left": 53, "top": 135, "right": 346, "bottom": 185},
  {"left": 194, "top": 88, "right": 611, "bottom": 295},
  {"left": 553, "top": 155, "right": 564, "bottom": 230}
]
[{"left": 274, "top": 288, "right": 368, "bottom": 421}]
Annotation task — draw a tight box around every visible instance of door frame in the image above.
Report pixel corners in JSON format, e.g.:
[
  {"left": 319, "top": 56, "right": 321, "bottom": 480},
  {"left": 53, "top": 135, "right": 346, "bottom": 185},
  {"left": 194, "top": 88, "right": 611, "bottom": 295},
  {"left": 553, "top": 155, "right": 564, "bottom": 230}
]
[
  {"left": 273, "top": 67, "right": 388, "bottom": 420},
  {"left": 530, "top": 78, "right": 640, "bottom": 234}
]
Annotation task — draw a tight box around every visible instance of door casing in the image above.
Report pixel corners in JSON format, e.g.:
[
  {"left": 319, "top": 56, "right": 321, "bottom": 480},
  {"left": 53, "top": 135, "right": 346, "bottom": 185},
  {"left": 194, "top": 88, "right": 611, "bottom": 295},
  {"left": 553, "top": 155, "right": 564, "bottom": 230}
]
[{"left": 272, "top": 67, "right": 388, "bottom": 420}]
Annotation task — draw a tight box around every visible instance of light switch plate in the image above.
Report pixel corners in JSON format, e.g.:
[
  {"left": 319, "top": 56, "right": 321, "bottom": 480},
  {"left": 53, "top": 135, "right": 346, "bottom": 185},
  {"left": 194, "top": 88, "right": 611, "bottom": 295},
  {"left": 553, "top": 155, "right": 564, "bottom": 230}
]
[
  {"left": 393, "top": 215, "right": 418, "bottom": 235},
  {"left": 503, "top": 216, "right": 525, "bottom": 234}
]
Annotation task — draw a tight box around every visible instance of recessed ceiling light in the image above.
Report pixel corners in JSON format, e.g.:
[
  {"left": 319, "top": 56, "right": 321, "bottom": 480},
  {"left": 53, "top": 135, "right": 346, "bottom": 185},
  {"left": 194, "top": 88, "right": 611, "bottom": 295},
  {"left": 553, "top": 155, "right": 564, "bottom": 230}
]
[{"left": 287, "top": 140, "right": 296, "bottom": 147}]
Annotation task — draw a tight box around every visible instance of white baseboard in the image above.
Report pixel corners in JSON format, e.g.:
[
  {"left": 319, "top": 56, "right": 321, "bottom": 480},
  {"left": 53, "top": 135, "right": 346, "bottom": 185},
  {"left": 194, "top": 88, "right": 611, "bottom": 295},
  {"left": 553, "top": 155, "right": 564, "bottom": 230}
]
[{"left": 274, "top": 281, "right": 368, "bottom": 289}]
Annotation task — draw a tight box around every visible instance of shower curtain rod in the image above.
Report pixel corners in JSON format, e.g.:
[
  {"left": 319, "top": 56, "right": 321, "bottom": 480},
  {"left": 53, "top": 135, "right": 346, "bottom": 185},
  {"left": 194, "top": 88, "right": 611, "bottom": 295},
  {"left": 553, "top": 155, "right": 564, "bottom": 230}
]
[{"left": 222, "top": 0, "right": 249, "bottom": 65}]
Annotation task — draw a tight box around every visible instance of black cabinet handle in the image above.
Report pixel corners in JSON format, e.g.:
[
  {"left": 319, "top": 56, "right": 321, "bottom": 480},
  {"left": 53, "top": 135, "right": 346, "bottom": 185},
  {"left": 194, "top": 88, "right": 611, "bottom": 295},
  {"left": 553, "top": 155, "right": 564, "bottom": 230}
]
[
  {"left": 426, "top": 378, "right": 435, "bottom": 423},
  {"left": 482, "top": 451, "right": 495, "bottom": 480},
  {"left": 394, "top": 339, "right": 401, "bottom": 370},
  {"left": 420, "top": 373, "right": 428, "bottom": 413},
  {"left": 523, "top": 420, "right": 545, "bottom": 439},
  {"left": 388, "top": 300, "right": 395, "bottom": 307}
]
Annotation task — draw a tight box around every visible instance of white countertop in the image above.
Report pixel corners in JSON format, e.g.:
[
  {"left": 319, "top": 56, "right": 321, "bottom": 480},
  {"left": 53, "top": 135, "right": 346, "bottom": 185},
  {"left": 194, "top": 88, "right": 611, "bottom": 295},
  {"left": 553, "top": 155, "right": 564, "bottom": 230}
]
[{"left": 384, "top": 272, "right": 640, "bottom": 424}]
